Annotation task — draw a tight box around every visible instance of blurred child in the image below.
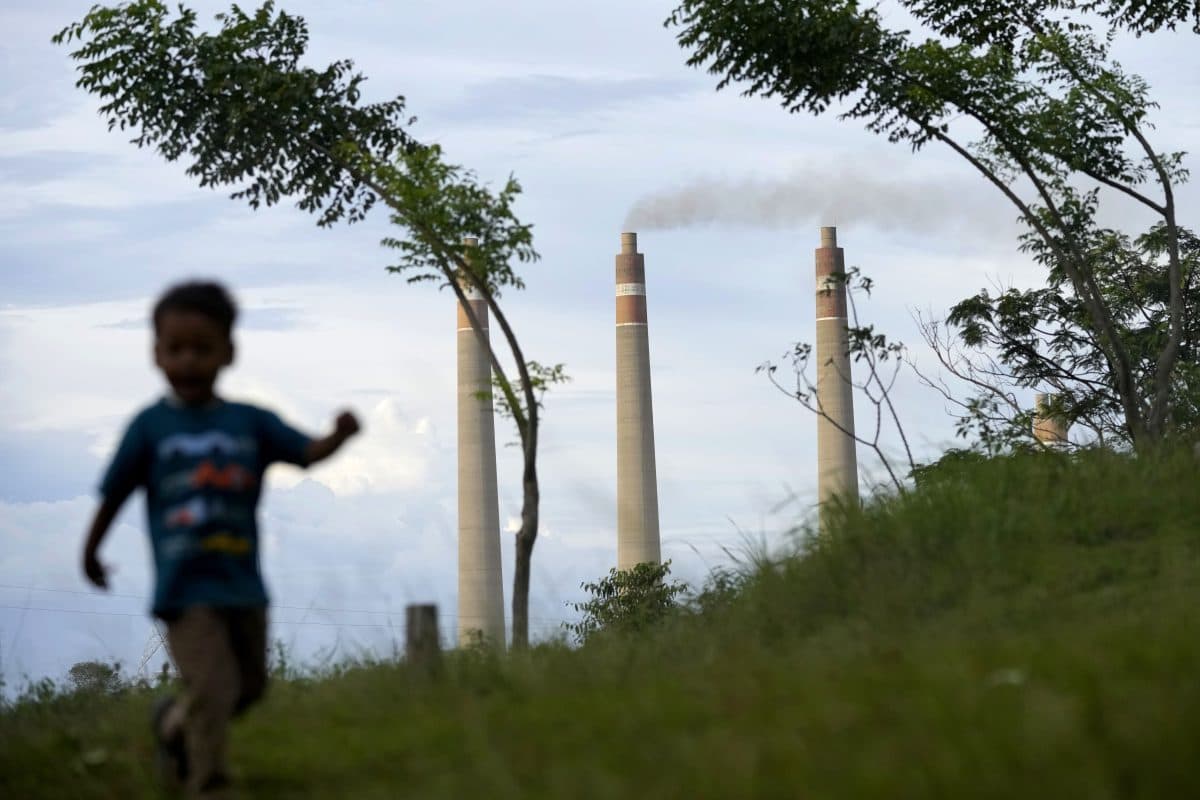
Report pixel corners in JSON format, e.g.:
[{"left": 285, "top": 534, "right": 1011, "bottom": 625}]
[{"left": 81, "top": 281, "right": 360, "bottom": 798}]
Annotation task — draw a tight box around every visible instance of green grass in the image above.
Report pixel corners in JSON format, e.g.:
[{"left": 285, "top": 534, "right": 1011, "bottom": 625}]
[{"left": 5, "top": 448, "right": 1200, "bottom": 798}]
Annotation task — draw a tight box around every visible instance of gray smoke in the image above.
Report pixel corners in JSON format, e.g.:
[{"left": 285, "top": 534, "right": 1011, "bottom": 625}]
[{"left": 623, "top": 165, "right": 1018, "bottom": 238}]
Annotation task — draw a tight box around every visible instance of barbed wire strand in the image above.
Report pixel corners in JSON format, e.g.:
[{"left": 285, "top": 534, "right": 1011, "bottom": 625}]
[{"left": 0, "top": 583, "right": 571, "bottom": 624}]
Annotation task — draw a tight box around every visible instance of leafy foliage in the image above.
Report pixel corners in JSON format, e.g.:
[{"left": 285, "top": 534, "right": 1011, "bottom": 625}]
[
  {"left": 667, "top": 0, "right": 1196, "bottom": 450},
  {"left": 945, "top": 224, "right": 1200, "bottom": 446},
  {"left": 52, "top": 1, "right": 537, "bottom": 295},
  {"left": 567, "top": 561, "right": 687, "bottom": 645},
  {"left": 54, "top": 0, "right": 411, "bottom": 226},
  {"left": 909, "top": 446, "right": 1000, "bottom": 488},
  {"left": 376, "top": 143, "right": 537, "bottom": 296},
  {"left": 67, "top": 660, "right": 124, "bottom": 695},
  {"left": 55, "top": 0, "right": 554, "bottom": 647},
  {"left": 490, "top": 361, "right": 571, "bottom": 424}
]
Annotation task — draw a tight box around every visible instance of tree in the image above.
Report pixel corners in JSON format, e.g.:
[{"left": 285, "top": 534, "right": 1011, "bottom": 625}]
[
  {"left": 913, "top": 223, "right": 1200, "bottom": 450},
  {"left": 667, "top": 0, "right": 1198, "bottom": 451},
  {"left": 759, "top": 268, "right": 918, "bottom": 495},
  {"left": 566, "top": 561, "right": 687, "bottom": 645},
  {"left": 55, "top": 1, "right": 561, "bottom": 647},
  {"left": 67, "top": 660, "right": 124, "bottom": 695}
]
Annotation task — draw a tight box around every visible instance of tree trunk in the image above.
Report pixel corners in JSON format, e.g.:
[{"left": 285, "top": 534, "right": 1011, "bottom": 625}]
[{"left": 510, "top": 449, "right": 540, "bottom": 650}]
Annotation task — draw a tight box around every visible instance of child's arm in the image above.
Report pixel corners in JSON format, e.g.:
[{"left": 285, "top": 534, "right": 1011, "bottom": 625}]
[
  {"left": 81, "top": 488, "right": 134, "bottom": 590},
  {"left": 304, "top": 410, "right": 361, "bottom": 466}
]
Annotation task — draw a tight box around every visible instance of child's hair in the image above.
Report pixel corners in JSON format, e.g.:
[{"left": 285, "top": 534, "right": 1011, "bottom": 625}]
[{"left": 153, "top": 281, "right": 238, "bottom": 337}]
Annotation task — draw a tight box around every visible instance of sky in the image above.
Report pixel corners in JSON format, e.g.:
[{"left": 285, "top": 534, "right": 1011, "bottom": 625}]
[{"left": 1, "top": 0, "right": 1197, "bottom": 693}]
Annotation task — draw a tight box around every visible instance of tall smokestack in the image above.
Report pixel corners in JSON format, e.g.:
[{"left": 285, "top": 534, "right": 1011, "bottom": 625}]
[
  {"left": 1033, "top": 392, "right": 1070, "bottom": 447},
  {"left": 456, "top": 237, "right": 505, "bottom": 648},
  {"left": 615, "top": 232, "right": 662, "bottom": 569},
  {"left": 815, "top": 226, "right": 859, "bottom": 519}
]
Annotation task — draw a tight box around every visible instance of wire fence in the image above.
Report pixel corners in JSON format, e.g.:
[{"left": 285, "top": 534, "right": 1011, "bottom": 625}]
[
  {"left": 0, "top": 529, "right": 777, "bottom": 692},
  {"left": 0, "top": 582, "right": 572, "bottom": 628},
  {"left": 0, "top": 522, "right": 796, "bottom": 695},
  {"left": 0, "top": 579, "right": 577, "bottom": 694}
]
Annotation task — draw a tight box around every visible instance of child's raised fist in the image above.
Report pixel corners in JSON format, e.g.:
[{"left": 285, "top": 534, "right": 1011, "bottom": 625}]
[{"left": 335, "top": 410, "right": 361, "bottom": 439}]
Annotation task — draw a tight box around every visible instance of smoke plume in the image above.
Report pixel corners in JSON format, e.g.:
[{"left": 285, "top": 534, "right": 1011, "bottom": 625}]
[{"left": 623, "top": 165, "right": 1016, "bottom": 238}]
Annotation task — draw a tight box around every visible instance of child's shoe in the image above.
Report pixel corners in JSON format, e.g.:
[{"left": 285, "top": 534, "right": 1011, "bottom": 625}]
[{"left": 151, "top": 695, "right": 189, "bottom": 786}]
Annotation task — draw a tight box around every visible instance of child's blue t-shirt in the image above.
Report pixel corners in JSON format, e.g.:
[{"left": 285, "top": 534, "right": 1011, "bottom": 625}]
[{"left": 100, "top": 398, "right": 311, "bottom": 618}]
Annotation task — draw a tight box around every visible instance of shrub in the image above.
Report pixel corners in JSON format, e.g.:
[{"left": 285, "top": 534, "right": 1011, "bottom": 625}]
[{"left": 566, "top": 561, "right": 687, "bottom": 645}]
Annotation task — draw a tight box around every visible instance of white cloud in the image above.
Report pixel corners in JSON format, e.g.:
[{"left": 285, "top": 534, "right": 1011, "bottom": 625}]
[{"left": 307, "top": 398, "right": 440, "bottom": 496}]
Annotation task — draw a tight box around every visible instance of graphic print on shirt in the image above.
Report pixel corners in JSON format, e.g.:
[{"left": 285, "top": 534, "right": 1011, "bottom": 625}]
[
  {"left": 162, "top": 496, "right": 254, "bottom": 554},
  {"left": 190, "top": 461, "right": 257, "bottom": 490},
  {"left": 165, "top": 496, "right": 208, "bottom": 528},
  {"left": 198, "top": 532, "right": 252, "bottom": 555},
  {"left": 157, "top": 430, "right": 256, "bottom": 460},
  {"left": 163, "top": 496, "right": 254, "bottom": 529},
  {"left": 157, "top": 428, "right": 261, "bottom": 558},
  {"left": 160, "top": 462, "right": 257, "bottom": 496}
]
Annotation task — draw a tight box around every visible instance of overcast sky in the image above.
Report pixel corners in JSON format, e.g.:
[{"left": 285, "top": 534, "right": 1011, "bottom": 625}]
[{"left": 2, "top": 0, "right": 1197, "bottom": 692}]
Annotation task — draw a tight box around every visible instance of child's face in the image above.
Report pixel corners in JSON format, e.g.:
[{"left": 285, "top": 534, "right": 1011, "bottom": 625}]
[{"left": 154, "top": 310, "right": 233, "bottom": 405}]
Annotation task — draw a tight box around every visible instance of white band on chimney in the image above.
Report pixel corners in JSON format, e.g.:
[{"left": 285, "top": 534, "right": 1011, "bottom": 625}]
[
  {"left": 463, "top": 285, "right": 484, "bottom": 301},
  {"left": 616, "top": 283, "right": 646, "bottom": 297}
]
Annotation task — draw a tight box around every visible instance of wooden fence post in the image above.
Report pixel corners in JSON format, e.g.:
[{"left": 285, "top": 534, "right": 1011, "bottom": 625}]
[{"left": 405, "top": 604, "right": 441, "bottom": 674}]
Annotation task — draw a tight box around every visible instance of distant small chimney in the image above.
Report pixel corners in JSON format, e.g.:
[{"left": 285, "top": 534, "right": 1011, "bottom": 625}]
[{"left": 1032, "top": 392, "right": 1070, "bottom": 447}]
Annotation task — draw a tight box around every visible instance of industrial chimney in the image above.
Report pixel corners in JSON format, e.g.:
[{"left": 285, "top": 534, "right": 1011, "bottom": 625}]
[
  {"left": 615, "top": 231, "right": 662, "bottom": 569},
  {"left": 1032, "top": 392, "right": 1070, "bottom": 448},
  {"left": 815, "top": 226, "right": 859, "bottom": 518},
  {"left": 456, "top": 237, "right": 505, "bottom": 648}
]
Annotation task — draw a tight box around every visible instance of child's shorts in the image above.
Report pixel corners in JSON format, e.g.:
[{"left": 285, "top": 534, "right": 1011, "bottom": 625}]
[{"left": 164, "top": 605, "right": 269, "bottom": 714}]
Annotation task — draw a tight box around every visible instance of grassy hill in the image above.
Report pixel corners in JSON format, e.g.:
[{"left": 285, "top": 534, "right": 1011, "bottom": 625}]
[{"left": 4, "top": 448, "right": 1200, "bottom": 798}]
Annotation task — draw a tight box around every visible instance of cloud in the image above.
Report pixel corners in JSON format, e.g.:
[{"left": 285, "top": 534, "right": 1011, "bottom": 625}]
[
  {"left": 304, "top": 397, "right": 445, "bottom": 496},
  {"left": 0, "top": 427, "right": 102, "bottom": 503},
  {"left": 0, "top": 493, "right": 156, "bottom": 690},
  {"left": 0, "top": 4, "right": 92, "bottom": 134},
  {"left": 0, "top": 298, "right": 164, "bottom": 432},
  {"left": 100, "top": 306, "right": 312, "bottom": 333},
  {"left": 440, "top": 74, "right": 698, "bottom": 123}
]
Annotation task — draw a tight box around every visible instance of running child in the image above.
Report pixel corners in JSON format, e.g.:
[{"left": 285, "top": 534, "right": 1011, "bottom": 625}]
[{"left": 81, "top": 281, "right": 360, "bottom": 798}]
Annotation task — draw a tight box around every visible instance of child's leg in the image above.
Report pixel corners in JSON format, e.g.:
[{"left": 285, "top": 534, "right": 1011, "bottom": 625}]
[
  {"left": 229, "top": 608, "right": 269, "bottom": 715},
  {"left": 165, "top": 607, "right": 240, "bottom": 798}
]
